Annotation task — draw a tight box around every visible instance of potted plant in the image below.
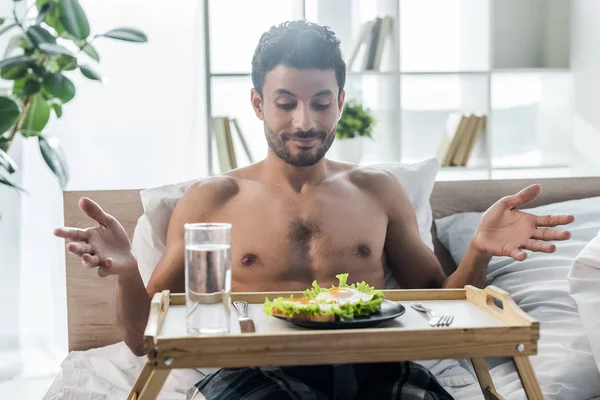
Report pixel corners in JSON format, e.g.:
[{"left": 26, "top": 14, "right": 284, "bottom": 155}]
[
  {"left": 0, "top": 0, "right": 148, "bottom": 193},
  {"left": 333, "top": 99, "right": 375, "bottom": 164}
]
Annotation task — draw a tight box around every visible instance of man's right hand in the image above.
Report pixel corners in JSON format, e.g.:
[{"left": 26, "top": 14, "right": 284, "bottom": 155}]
[{"left": 54, "top": 197, "right": 137, "bottom": 278}]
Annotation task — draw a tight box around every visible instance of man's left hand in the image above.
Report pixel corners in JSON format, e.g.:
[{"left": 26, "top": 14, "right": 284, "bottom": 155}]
[{"left": 472, "top": 184, "right": 575, "bottom": 261}]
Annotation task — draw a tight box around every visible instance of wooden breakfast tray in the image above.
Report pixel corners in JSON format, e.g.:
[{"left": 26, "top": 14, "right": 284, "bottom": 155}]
[{"left": 128, "top": 285, "right": 542, "bottom": 400}]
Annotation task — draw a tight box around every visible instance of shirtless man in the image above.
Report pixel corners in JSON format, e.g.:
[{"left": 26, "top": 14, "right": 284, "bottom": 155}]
[{"left": 55, "top": 20, "right": 574, "bottom": 400}]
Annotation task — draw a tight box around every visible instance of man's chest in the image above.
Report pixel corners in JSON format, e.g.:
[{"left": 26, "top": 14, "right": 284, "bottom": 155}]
[{"left": 211, "top": 187, "right": 389, "bottom": 290}]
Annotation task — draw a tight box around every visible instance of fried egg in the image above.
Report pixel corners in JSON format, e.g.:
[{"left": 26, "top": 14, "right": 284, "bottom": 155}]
[
  {"left": 315, "top": 287, "right": 374, "bottom": 305},
  {"left": 282, "top": 296, "right": 320, "bottom": 309}
]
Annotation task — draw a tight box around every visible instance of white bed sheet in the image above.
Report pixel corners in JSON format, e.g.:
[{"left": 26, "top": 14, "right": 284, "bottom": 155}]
[
  {"left": 43, "top": 341, "right": 203, "bottom": 400},
  {"left": 43, "top": 340, "right": 477, "bottom": 399},
  {"left": 435, "top": 196, "right": 600, "bottom": 400}
]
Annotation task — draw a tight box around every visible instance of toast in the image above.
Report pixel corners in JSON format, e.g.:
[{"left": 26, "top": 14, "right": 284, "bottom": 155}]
[{"left": 270, "top": 307, "right": 336, "bottom": 322}]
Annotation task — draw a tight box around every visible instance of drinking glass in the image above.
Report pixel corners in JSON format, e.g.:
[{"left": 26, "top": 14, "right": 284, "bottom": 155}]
[{"left": 184, "top": 223, "right": 231, "bottom": 334}]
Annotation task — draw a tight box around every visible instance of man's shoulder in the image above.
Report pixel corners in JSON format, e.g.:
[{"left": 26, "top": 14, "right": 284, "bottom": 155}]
[
  {"left": 345, "top": 165, "right": 400, "bottom": 193},
  {"left": 184, "top": 175, "right": 241, "bottom": 206},
  {"left": 183, "top": 162, "right": 265, "bottom": 204}
]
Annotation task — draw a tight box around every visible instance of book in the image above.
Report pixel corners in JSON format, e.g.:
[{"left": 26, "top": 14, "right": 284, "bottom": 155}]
[
  {"left": 438, "top": 113, "right": 468, "bottom": 167},
  {"left": 346, "top": 15, "right": 395, "bottom": 71},
  {"left": 223, "top": 117, "right": 237, "bottom": 170},
  {"left": 231, "top": 118, "right": 254, "bottom": 164},
  {"left": 346, "top": 20, "right": 375, "bottom": 71},
  {"left": 364, "top": 17, "right": 382, "bottom": 70},
  {"left": 372, "top": 16, "right": 394, "bottom": 70},
  {"left": 450, "top": 114, "right": 478, "bottom": 166},
  {"left": 212, "top": 117, "right": 235, "bottom": 172},
  {"left": 458, "top": 115, "right": 486, "bottom": 166}
]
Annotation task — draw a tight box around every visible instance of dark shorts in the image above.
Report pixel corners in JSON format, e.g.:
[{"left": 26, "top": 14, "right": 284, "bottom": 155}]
[{"left": 188, "top": 362, "right": 454, "bottom": 400}]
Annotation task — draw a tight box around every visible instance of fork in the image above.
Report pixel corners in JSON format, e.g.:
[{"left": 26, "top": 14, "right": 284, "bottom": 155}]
[{"left": 410, "top": 303, "right": 454, "bottom": 327}]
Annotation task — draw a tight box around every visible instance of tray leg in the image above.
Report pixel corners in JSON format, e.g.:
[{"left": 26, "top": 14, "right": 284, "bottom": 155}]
[
  {"left": 471, "top": 358, "right": 504, "bottom": 400},
  {"left": 513, "top": 356, "right": 543, "bottom": 400},
  {"left": 127, "top": 360, "right": 170, "bottom": 400}
]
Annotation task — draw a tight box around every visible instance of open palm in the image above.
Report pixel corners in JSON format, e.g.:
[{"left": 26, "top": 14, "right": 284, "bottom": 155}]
[
  {"left": 54, "top": 197, "right": 137, "bottom": 277},
  {"left": 472, "top": 184, "right": 575, "bottom": 261}
]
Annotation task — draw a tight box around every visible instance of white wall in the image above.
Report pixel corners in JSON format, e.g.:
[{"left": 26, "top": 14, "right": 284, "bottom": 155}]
[
  {"left": 571, "top": 0, "right": 600, "bottom": 171},
  {"left": 1, "top": 0, "right": 208, "bottom": 376},
  {"left": 494, "top": 0, "right": 570, "bottom": 69}
]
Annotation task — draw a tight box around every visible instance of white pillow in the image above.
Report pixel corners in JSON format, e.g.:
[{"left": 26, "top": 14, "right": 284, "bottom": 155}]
[
  {"left": 132, "top": 158, "right": 440, "bottom": 287},
  {"left": 568, "top": 228, "right": 600, "bottom": 372},
  {"left": 435, "top": 196, "right": 600, "bottom": 399}
]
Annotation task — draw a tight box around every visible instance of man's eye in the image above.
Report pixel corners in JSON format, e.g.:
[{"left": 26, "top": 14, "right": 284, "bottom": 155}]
[
  {"left": 314, "top": 104, "right": 330, "bottom": 111},
  {"left": 277, "top": 103, "right": 295, "bottom": 110}
]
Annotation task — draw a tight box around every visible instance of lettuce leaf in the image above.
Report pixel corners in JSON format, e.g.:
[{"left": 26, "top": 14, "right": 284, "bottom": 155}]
[{"left": 264, "top": 273, "right": 384, "bottom": 321}]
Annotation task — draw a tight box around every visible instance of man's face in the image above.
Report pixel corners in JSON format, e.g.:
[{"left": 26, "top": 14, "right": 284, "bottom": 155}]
[{"left": 251, "top": 65, "right": 345, "bottom": 167}]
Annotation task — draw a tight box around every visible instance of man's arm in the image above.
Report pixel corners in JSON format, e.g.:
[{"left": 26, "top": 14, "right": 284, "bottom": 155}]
[
  {"left": 363, "top": 170, "right": 488, "bottom": 289},
  {"left": 146, "top": 177, "right": 238, "bottom": 296},
  {"left": 55, "top": 177, "right": 238, "bottom": 356},
  {"left": 369, "top": 171, "right": 573, "bottom": 290}
]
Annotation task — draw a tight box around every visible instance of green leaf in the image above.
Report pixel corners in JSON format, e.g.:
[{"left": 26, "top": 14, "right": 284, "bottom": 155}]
[
  {"left": 30, "top": 64, "right": 49, "bottom": 78},
  {"left": 1, "top": 65, "right": 28, "bottom": 80},
  {"left": 55, "top": 54, "right": 77, "bottom": 71},
  {"left": 58, "top": 0, "right": 90, "bottom": 40},
  {"left": 23, "top": 79, "right": 42, "bottom": 95},
  {"left": 97, "top": 27, "right": 147, "bottom": 43},
  {"left": 37, "top": 0, "right": 65, "bottom": 36},
  {"left": 36, "top": 2, "right": 52, "bottom": 25},
  {"left": 12, "top": 77, "right": 26, "bottom": 95},
  {"left": 21, "top": 94, "right": 50, "bottom": 137},
  {"left": 79, "top": 64, "right": 101, "bottom": 81},
  {"left": 43, "top": 72, "right": 75, "bottom": 103},
  {"left": 0, "top": 97, "right": 20, "bottom": 134},
  {"left": 27, "top": 25, "right": 57, "bottom": 45},
  {"left": 82, "top": 42, "right": 99, "bottom": 62},
  {"left": 0, "top": 135, "right": 9, "bottom": 152},
  {"left": 4, "top": 34, "right": 30, "bottom": 58},
  {"left": 38, "top": 135, "right": 68, "bottom": 189},
  {"left": 0, "top": 55, "right": 32, "bottom": 69},
  {"left": 0, "top": 173, "right": 27, "bottom": 193},
  {"left": 51, "top": 102, "right": 62, "bottom": 118},
  {"left": 0, "top": 23, "right": 17, "bottom": 37},
  {"left": 0, "top": 18, "right": 5, "bottom": 26},
  {"left": 0, "top": 148, "right": 17, "bottom": 174},
  {"left": 38, "top": 42, "right": 73, "bottom": 57}
]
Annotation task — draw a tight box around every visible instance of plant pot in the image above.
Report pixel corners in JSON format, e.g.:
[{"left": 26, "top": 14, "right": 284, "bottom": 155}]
[{"left": 331, "top": 137, "right": 363, "bottom": 164}]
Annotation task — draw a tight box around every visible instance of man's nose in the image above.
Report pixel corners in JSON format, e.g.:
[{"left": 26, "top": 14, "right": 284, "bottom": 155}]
[{"left": 293, "top": 105, "right": 316, "bottom": 132}]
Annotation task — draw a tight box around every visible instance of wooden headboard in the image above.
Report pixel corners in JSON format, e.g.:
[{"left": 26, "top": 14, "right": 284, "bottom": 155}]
[
  {"left": 63, "top": 176, "right": 600, "bottom": 351},
  {"left": 63, "top": 189, "right": 143, "bottom": 351}
]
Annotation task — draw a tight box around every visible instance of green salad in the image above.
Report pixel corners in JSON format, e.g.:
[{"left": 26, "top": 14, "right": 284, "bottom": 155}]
[{"left": 264, "top": 273, "right": 384, "bottom": 321}]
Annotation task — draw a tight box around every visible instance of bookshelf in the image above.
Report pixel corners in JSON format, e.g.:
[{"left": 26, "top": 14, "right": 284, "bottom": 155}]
[{"left": 202, "top": 0, "right": 573, "bottom": 179}]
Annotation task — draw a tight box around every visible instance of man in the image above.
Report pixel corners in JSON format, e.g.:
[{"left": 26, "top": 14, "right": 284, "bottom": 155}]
[{"left": 55, "top": 20, "right": 574, "bottom": 399}]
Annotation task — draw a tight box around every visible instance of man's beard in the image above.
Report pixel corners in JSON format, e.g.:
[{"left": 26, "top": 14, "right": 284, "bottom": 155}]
[{"left": 265, "top": 125, "right": 336, "bottom": 167}]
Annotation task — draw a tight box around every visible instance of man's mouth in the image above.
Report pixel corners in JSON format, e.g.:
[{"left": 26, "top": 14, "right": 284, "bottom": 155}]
[{"left": 290, "top": 137, "right": 319, "bottom": 148}]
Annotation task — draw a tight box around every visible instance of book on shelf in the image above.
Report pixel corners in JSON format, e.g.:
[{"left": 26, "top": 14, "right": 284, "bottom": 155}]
[
  {"left": 211, "top": 116, "right": 254, "bottom": 173},
  {"left": 437, "top": 113, "right": 487, "bottom": 167},
  {"left": 347, "top": 15, "right": 395, "bottom": 72}
]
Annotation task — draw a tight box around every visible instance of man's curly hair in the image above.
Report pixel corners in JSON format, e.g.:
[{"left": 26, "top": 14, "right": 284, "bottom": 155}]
[{"left": 251, "top": 20, "right": 346, "bottom": 98}]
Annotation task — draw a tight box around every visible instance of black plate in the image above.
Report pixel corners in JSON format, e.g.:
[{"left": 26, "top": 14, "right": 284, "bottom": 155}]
[{"left": 272, "top": 299, "right": 405, "bottom": 329}]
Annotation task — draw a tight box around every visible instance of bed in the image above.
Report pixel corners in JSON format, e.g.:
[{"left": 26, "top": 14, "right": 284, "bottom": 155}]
[{"left": 44, "top": 175, "right": 600, "bottom": 400}]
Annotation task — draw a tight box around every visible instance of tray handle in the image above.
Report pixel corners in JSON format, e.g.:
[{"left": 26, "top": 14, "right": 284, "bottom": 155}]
[
  {"left": 143, "top": 290, "right": 171, "bottom": 353},
  {"left": 465, "top": 285, "right": 538, "bottom": 327}
]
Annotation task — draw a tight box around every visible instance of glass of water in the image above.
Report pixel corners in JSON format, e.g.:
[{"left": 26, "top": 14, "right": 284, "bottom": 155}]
[{"left": 185, "top": 222, "right": 232, "bottom": 335}]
